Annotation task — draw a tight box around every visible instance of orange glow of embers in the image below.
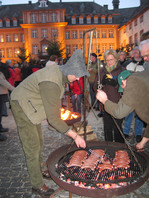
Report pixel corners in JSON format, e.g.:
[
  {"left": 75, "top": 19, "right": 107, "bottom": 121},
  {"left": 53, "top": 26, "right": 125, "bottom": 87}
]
[{"left": 60, "top": 108, "right": 80, "bottom": 120}]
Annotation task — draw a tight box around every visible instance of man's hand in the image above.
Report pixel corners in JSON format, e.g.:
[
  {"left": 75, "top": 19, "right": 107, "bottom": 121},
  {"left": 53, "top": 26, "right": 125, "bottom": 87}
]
[
  {"left": 66, "top": 129, "right": 86, "bottom": 148},
  {"left": 96, "top": 90, "right": 108, "bottom": 104}
]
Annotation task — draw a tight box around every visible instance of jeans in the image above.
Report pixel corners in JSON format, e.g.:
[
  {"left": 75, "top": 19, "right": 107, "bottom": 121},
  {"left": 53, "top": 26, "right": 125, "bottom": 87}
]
[
  {"left": 89, "top": 83, "right": 96, "bottom": 107},
  {"left": 123, "top": 111, "right": 144, "bottom": 136},
  {"left": 71, "top": 94, "right": 83, "bottom": 114}
]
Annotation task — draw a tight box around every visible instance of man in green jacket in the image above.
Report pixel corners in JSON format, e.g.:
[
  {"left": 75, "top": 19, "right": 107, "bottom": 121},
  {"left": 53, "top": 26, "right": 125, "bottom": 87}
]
[
  {"left": 96, "top": 70, "right": 149, "bottom": 151},
  {"left": 10, "top": 49, "right": 89, "bottom": 197}
]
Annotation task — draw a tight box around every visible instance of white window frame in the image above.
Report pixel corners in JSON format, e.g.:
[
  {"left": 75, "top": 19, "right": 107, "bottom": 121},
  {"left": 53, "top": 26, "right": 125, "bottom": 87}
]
[
  {"left": 79, "top": 17, "right": 83, "bottom": 24},
  {"left": 32, "top": 30, "right": 37, "bottom": 38},
  {"left": 31, "top": 14, "right": 36, "bottom": 23},
  {"left": 14, "top": 34, "right": 19, "bottom": 42},
  {"left": 0, "top": 49, "right": 4, "bottom": 58},
  {"left": 109, "top": 30, "right": 114, "bottom": 38},
  {"left": 42, "top": 29, "right": 48, "bottom": 38},
  {"left": 6, "top": 20, "right": 10, "bottom": 27},
  {"left": 71, "top": 18, "right": 76, "bottom": 24},
  {"left": 42, "top": 13, "right": 47, "bottom": 23},
  {"left": 65, "top": 31, "right": 70, "bottom": 39},
  {"left": 0, "top": 35, "right": 4, "bottom": 42},
  {"left": 66, "top": 45, "right": 71, "bottom": 55},
  {"left": 73, "top": 45, "right": 78, "bottom": 52},
  {"left": 13, "top": 20, "right": 17, "bottom": 27},
  {"left": 102, "top": 30, "right": 106, "bottom": 38},
  {"left": 52, "top": 13, "right": 57, "bottom": 22},
  {"left": 7, "top": 48, "right": 12, "bottom": 58},
  {"left": 32, "top": 45, "right": 38, "bottom": 55},
  {"left": 0, "top": 21, "right": 3, "bottom": 27},
  {"left": 72, "top": 31, "right": 77, "bottom": 39},
  {"left": 6, "top": 34, "right": 11, "bottom": 42},
  {"left": 87, "top": 17, "right": 91, "bottom": 24}
]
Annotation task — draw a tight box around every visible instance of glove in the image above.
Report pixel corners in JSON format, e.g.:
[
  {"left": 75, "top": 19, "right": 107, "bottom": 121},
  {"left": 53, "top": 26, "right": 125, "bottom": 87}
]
[{"left": 102, "top": 74, "right": 117, "bottom": 87}]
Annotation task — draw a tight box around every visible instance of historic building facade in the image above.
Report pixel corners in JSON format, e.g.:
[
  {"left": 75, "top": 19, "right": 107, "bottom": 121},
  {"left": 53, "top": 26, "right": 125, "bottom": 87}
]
[{"left": 0, "top": 0, "right": 148, "bottom": 63}]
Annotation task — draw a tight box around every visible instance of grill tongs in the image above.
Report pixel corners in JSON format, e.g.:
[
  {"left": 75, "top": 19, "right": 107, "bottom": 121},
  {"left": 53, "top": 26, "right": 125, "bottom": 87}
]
[{"left": 85, "top": 146, "right": 105, "bottom": 163}]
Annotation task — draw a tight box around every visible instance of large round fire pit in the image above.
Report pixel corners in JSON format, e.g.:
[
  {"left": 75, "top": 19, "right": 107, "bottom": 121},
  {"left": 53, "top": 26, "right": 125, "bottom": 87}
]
[{"left": 47, "top": 141, "right": 149, "bottom": 198}]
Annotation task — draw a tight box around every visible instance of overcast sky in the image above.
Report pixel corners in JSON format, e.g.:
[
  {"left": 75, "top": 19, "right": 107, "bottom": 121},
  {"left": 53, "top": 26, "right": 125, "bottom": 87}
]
[{"left": 2, "top": 0, "right": 140, "bottom": 9}]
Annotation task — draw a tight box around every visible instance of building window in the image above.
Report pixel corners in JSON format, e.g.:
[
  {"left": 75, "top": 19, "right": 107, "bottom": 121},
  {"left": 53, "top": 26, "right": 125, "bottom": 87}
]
[
  {"left": 14, "top": 48, "right": 19, "bottom": 57},
  {"left": 129, "top": 23, "right": 132, "bottom": 30},
  {"left": 73, "top": 45, "right": 78, "bottom": 52},
  {"left": 66, "top": 45, "right": 71, "bottom": 55},
  {"left": 42, "top": 13, "right": 47, "bottom": 23},
  {"left": 94, "top": 17, "right": 98, "bottom": 24},
  {"left": 6, "top": 20, "right": 10, "bottom": 27},
  {"left": 32, "top": 45, "right": 38, "bottom": 55},
  {"left": 7, "top": 48, "right": 12, "bottom": 58},
  {"left": 6, "top": 34, "right": 11, "bottom": 42},
  {"left": 140, "top": 29, "right": 144, "bottom": 40},
  {"left": 80, "top": 31, "right": 83, "bottom": 39},
  {"left": 108, "top": 16, "right": 112, "bottom": 23},
  {"left": 109, "top": 43, "right": 114, "bottom": 49},
  {"left": 102, "top": 44, "right": 107, "bottom": 53},
  {"left": 13, "top": 20, "right": 17, "bottom": 27},
  {"left": 21, "top": 34, "right": 24, "bottom": 42},
  {"left": 134, "top": 19, "right": 137, "bottom": 26},
  {"left": 51, "top": 29, "right": 58, "bottom": 38},
  {"left": 42, "top": 45, "right": 48, "bottom": 55},
  {"left": 134, "top": 33, "right": 138, "bottom": 44},
  {"left": 0, "top": 21, "right": 3, "bottom": 27},
  {"left": 65, "top": 31, "right": 70, "bottom": 39},
  {"left": 140, "top": 15, "right": 143, "bottom": 23},
  {"left": 72, "top": 31, "right": 77, "bottom": 39},
  {"left": 97, "top": 44, "right": 100, "bottom": 54},
  {"left": 79, "top": 17, "right": 84, "bottom": 24},
  {"left": 109, "top": 30, "right": 114, "bottom": 38},
  {"left": 71, "top": 17, "right": 76, "bottom": 24},
  {"left": 0, "top": 49, "right": 4, "bottom": 58},
  {"left": 52, "top": 13, "right": 57, "bottom": 22},
  {"left": 14, "top": 34, "right": 19, "bottom": 42},
  {"left": 87, "top": 17, "right": 91, "bottom": 24},
  {"left": 42, "top": 29, "right": 48, "bottom": 38},
  {"left": 0, "top": 35, "right": 4, "bottom": 42},
  {"left": 102, "top": 30, "right": 106, "bottom": 38},
  {"left": 101, "top": 16, "right": 106, "bottom": 23},
  {"left": 39, "top": 0, "right": 48, "bottom": 7},
  {"left": 129, "top": 36, "right": 132, "bottom": 44},
  {"left": 31, "top": 14, "right": 36, "bottom": 23},
  {"left": 32, "top": 30, "right": 37, "bottom": 38}
]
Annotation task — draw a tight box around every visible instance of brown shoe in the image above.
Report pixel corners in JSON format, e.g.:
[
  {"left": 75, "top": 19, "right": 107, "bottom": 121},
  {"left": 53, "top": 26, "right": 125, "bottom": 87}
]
[{"left": 32, "top": 184, "right": 54, "bottom": 197}]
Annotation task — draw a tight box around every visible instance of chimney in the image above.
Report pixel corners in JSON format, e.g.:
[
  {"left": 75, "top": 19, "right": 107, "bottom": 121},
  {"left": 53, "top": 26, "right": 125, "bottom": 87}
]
[
  {"left": 112, "top": 0, "right": 120, "bottom": 9},
  {"left": 104, "top": 5, "right": 108, "bottom": 10},
  {"left": 28, "top": 1, "right": 32, "bottom": 5}
]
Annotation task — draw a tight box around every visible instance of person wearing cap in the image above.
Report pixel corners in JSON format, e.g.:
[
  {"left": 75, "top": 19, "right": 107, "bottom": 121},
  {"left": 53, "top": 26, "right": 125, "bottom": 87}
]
[
  {"left": 10, "top": 49, "right": 89, "bottom": 197},
  {"left": 96, "top": 70, "right": 149, "bottom": 151},
  {"left": 88, "top": 53, "right": 98, "bottom": 109}
]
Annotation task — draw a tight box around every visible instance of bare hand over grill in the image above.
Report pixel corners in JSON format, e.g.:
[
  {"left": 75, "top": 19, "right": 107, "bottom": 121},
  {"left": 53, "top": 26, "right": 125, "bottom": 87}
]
[{"left": 66, "top": 129, "right": 86, "bottom": 148}]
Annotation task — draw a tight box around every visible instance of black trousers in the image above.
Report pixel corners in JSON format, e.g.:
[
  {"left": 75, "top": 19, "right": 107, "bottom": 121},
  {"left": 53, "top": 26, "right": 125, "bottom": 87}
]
[
  {"left": 0, "top": 95, "right": 4, "bottom": 129},
  {"left": 103, "top": 111, "right": 124, "bottom": 143}
]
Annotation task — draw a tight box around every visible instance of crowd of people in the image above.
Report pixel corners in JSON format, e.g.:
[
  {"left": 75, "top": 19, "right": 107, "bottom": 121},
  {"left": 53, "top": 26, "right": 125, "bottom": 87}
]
[{"left": 0, "top": 34, "right": 149, "bottom": 197}]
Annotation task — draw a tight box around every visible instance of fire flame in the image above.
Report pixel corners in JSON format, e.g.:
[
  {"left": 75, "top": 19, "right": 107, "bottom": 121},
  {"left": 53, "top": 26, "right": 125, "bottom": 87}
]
[{"left": 61, "top": 108, "right": 80, "bottom": 120}]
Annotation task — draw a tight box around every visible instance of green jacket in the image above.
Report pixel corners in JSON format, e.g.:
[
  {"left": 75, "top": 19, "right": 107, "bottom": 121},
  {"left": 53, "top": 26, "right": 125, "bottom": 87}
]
[
  {"left": 11, "top": 64, "right": 70, "bottom": 133},
  {"left": 104, "top": 70, "right": 149, "bottom": 138},
  {"left": 88, "top": 61, "right": 98, "bottom": 83}
]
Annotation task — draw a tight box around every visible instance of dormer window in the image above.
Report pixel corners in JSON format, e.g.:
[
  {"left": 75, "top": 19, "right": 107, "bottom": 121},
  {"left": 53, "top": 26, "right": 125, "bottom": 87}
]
[
  {"left": 94, "top": 16, "right": 98, "bottom": 24},
  {"left": 6, "top": 20, "right": 10, "bottom": 27},
  {"left": 108, "top": 15, "right": 112, "bottom": 23},
  {"left": 87, "top": 16, "right": 91, "bottom": 24},
  {"left": 39, "top": 0, "right": 48, "bottom": 7},
  {"left": 0, "top": 20, "right": 3, "bottom": 27},
  {"left": 101, "top": 15, "right": 106, "bottom": 23},
  {"left": 13, "top": 19, "right": 17, "bottom": 27},
  {"left": 79, "top": 17, "right": 84, "bottom": 24},
  {"left": 71, "top": 17, "right": 76, "bottom": 24}
]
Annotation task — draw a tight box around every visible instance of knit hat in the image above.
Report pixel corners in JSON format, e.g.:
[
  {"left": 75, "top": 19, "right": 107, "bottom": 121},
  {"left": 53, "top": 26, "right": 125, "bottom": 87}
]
[
  {"left": 90, "top": 53, "right": 97, "bottom": 58},
  {"left": 59, "top": 49, "right": 90, "bottom": 78},
  {"left": 118, "top": 70, "right": 131, "bottom": 92}
]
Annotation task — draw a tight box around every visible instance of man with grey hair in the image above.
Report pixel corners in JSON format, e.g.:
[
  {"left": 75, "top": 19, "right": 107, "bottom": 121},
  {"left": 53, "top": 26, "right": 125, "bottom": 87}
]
[
  {"left": 139, "top": 39, "right": 149, "bottom": 70},
  {"left": 10, "top": 49, "right": 89, "bottom": 197}
]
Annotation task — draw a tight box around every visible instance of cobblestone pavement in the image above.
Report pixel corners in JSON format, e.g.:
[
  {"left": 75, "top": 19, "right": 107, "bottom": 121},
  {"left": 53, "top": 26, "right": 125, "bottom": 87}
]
[{"left": 0, "top": 103, "right": 149, "bottom": 198}]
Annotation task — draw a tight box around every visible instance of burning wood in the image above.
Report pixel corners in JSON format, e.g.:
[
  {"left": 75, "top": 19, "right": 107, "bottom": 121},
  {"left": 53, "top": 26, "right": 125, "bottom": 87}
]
[{"left": 61, "top": 108, "right": 80, "bottom": 121}]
